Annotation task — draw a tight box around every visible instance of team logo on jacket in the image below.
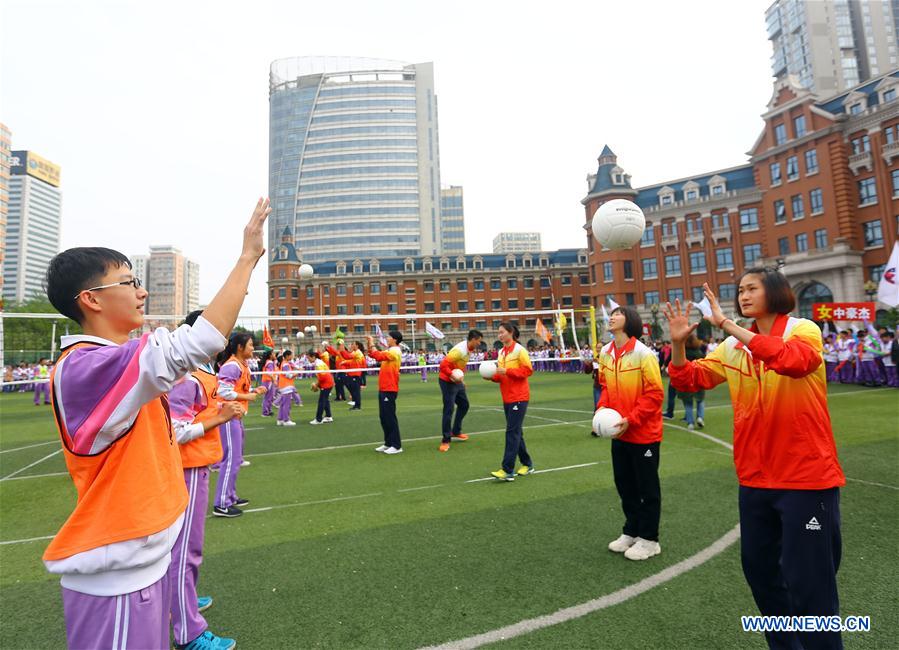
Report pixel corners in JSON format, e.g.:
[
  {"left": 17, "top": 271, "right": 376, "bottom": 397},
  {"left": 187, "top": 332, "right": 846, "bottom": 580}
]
[{"left": 806, "top": 517, "right": 822, "bottom": 531}]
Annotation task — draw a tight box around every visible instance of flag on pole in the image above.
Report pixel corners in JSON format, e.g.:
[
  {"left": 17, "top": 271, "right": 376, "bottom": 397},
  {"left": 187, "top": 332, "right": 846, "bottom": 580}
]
[
  {"left": 425, "top": 321, "right": 445, "bottom": 340},
  {"left": 822, "top": 321, "right": 832, "bottom": 338},
  {"left": 601, "top": 304, "right": 610, "bottom": 324},
  {"left": 608, "top": 298, "right": 620, "bottom": 311},
  {"left": 535, "top": 318, "right": 552, "bottom": 344},
  {"left": 262, "top": 325, "right": 275, "bottom": 349},
  {"left": 877, "top": 241, "right": 899, "bottom": 307},
  {"left": 694, "top": 297, "right": 713, "bottom": 319},
  {"left": 374, "top": 323, "right": 388, "bottom": 347}
]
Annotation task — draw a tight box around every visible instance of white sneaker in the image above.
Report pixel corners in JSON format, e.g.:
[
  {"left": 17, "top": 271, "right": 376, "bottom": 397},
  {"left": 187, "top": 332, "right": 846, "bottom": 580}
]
[
  {"left": 240, "top": 460, "right": 251, "bottom": 467},
  {"left": 383, "top": 447, "right": 403, "bottom": 455},
  {"left": 697, "top": 417, "right": 704, "bottom": 428},
  {"left": 608, "top": 534, "right": 637, "bottom": 553},
  {"left": 276, "top": 421, "right": 284, "bottom": 426},
  {"left": 687, "top": 423, "right": 695, "bottom": 431},
  {"left": 624, "top": 537, "right": 661, "bottom": 561},
  {"left": 282, "top": 420, "right": 296, "bottom": 427},
  {"left": 309, "top": 419, "right": 322, "bottom": 425},
  {"left": 322, "top": 417, "right": 334, "bottom": 423},
  {"left": 347, "top": 402, "right": 355, "bottom": 407},
  {"left": 374, "top": 445, "right": 389, "bottom": 452}
]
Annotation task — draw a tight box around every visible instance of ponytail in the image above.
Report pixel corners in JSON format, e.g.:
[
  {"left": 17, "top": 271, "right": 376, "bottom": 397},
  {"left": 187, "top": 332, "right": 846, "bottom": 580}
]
[{"left": 215, "top": 332, "right": 253, "bottom": 371}]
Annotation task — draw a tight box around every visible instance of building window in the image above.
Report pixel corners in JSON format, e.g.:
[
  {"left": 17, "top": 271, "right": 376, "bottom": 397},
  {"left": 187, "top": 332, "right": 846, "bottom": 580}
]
[
  {"left": 740, "top": 208, "right": 759, "bottom": 231},
  {"left": 851, "top": 135, "right": 871, "bottom": 154},
  {"left": 884, "top": 88, "right": 897, "bottom": 102},
  {"left": 423, "top": 259, "right": 433, "bottom": 271},
  {"left": 791, "top": 194, "right": 805, "bottom": 219},
  {"left": 541, "top": 297, "right": 552, "bottom": 308},
  {"left": 641, "top": 225, "right": 655, "bottom": 246},
  {"left": 475, "top": 300, "right": 485, "bottom": 310},
  {"left": 523, "top": 276, "right": 535, "bottom": 289},
  {"left": 668, "top": 288, "right": 684, "bottom": 303},
  {"left": 354, "top": 304, "right": 364, "bottom": 314},
  {"left": 712, "top": 212, "right": 730, "bottom": 229},
  {"left": 664, "top": 255, "right": 681, "bottom": 276},
  {"left": 863, "top": 220, "right": 884, "bottom": 247},
  {"left": 603, "top": 261, "right": 613, "bottom": 282},
  {"left": 306, "top": 286, "right": 314, "bottom": 298},
  {"left": 507, "top": 278, "right": 518, "bottom": 289},
  {"left": 491, "top": 300, "right": 501, "bottom": 310},
  {"left": 795, "top": 233, "right": 808, "bottom": 252},
  {"left": 423, "top": 280, "right": 433, "bottom": 292},
  {"left": 458, "top": 301, "right": 468, "bottom": 311},
  {"left": 440, "top": 259, "right": 450, "bottom": 271},
  {"left": 716, "top": 248, "right": 734, "bottom": 270},
  {"left": 508, "top": 299, "right": 519, "bottom": 309},
  {"left": 370, "top": 304, "right": 381, "bottom": 314},
  {"left": 424, "top": 302, "right": 435, "bottom": 312},
  {"left": 353, "top": 261, "right": 363, "bottom": 273},
  {"left": 337, "top": 305, "right": 347, "bottom": 315},
  {"left": 774, "top": 199, "right": 787, "bottom": 224},
  {"left": 661, "top": 193, "right": 673, "bottom": 206},
  {"left": 540, "top": 277, "right": 551, "bottom": 288},
  {"left": 623, "top": 261, "right": 634, "bottom": 280},
  {"left": 336, "top": 263, "right": 346, "bottom": 275},
  {"left": 291, "top": 287, "right": 299, "bottom": 298},
  {"left": 457, "top": 279, "right": 468, "bottom": 290},
  {"left": 892, "top": 169, "right": 899, "bottom": 197},
  {"left": 869, "top": 264, "right": 886, "bottom": 282},
  {"left": 387, "top": 304, "right": 397, "bottom": 314},
  {"left": 371, "top": 262, "right": 379, "bottom": 273},
  {"left": 849, "top": 103, "right": 863, "bottom": 115},
  {"left": 490, "top": 278, "right": 501, "bottom": 290},
  {"left": 805, "top": 149, "right": 818, "bottom": 174},
  {"left": 404, "top": 260, "right": 414, "bottom": 272},
  {"left": 858, "top": 177, "right": 878, "bottom": 205},
  {"left": 440, "top": 280, "right": 450, "bottom": 291},
  {"left": 278, "top": 308, "right": 286, "bottom": 316},
  {"left": 689, "top": 252, "right": 706, "bottom": 273},
  {"left": 719, "top": 283, "right": 736, "bottom": 300},
  {"left": 474, "top": 278, "right": 484, "bottom": 290},
  {"left": 441, "top": 301, "right": 451, "bottom": 312},
  {"left": 793, "top": 114, "right": 806, "bottom": 138},
  {"left": 770, "top": 162, "right": 782, "bottom": 185},
  {"left": 387, "top": 282, "right": 397, "bottom": 294},
  {"left": 644, "top": 291, "right": 660, "bottom": 305},
  {"left": 692, "top": 286, "right": 704, "bottom": 303},
  {"left": 371, "top": 282, "right": 381, "bottom": 295},
  {"left": 743, "top": 243, "right": 763, "bottom": 264},
  {"left": 336, "top": 284, "right": 346, "bottom": 296},
  {"left": 578, "top": 272, "right": 589, "bottom": 284},
  {"left": 353, "top": 282, "right": 364, "bottom": 295},
  {"left": 561, "top": 274, "right": 572, "bottom": 286},
  {"left": 473, "top": 258, "right": 483, "bottom": 270},
  {"left": 809, "top": 188, "right": 824, "bottom": 214},
  {"left": 685, "top": 189, "right": 698, "bottom": 201},
  {"left": 711, "top": 184, "right": 724, "bottom": 196},
  {"left": 642, "top": 258, "right": 658, "bottom": 278},
  {"left": 774, "top": 123, "right": 787, "bottom": 145},
  {"left": 786, "top": 156, "right": 799, "bottom": 181},
  {"left": 278, "top": 288, "right": 286, "bottom": 298},
  {"left": 814, "top": 228, "right": 828, "bottom": 249},
  {"left": 506, "top": 257, "right": 516, "bottom": 269}
]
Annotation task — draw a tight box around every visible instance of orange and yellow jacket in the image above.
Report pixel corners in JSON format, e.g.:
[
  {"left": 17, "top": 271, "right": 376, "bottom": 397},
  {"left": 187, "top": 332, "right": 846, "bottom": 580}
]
[
  {"left": 492, "top": 342, "right": 533, "bottom": 403},
  {"left": 339, "top": 348, "right": 365, "bottom": 377},
  {"left": 668, "top": 314, "right": 845, "bottom": 490},
  {"left": 596, "top": 337, "right": 664, "bottom": 444},
  {"left": 314, "top": 358, "right": 335, "bottom": 389},
  {"left": 439, "top": 340, "right": 471, "bottom": 382},
  {"left": 368, "top": 345, "right": 402, "bottom": 392}
]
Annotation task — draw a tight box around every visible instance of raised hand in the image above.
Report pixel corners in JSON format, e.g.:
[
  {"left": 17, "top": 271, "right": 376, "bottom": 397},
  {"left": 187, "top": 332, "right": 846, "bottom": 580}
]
[
  {"left": 662, "top": 299, "right": 699, "bottom": 344},
  {"left": 702, "top": 283, "right": 726, "bottom": 327},
  {"left": 242, "top": 198, "right": 271, "bottom": 266}
]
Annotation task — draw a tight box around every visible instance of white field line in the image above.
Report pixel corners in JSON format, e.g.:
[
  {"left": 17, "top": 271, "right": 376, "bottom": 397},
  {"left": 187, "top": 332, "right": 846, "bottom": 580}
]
[
  {"left": 0, "top": 440, "right": 58, "bottom": 454},
  {"left": 845, "top": 477, "right": 899, "bottom": 490},
  {"left": 1, "top": 471, "right": 68, "bottom": 482},
  {"left": 465, "top": 462, "right": 601, "bottom": 483},
  {"left": 0, "top": 450, "right": 61, "bottom": 481}
]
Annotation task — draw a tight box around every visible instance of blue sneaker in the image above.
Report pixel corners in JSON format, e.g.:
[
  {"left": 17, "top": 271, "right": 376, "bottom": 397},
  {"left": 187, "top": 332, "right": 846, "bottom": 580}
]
[
  {"left": 197, "top": 596, "right": 213, "bottom": 612},
  {"left": 178, "top": 630, "right": 236, "bottom": 650}
]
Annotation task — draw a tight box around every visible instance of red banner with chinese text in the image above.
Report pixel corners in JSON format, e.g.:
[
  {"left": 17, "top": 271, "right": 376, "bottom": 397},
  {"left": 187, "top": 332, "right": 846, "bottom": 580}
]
[{"left": 812, "top": 302, "right": 876, "bottom": 321}]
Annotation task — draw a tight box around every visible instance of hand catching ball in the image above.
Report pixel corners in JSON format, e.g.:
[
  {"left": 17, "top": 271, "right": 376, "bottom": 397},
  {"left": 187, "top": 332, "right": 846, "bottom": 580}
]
[
  {"left": 478, "top": 361, "right": 498, "bottom": 380},
  {"left": 592, "top": 408, "right": 623, "bottom": 438},
  {"left": 450, "top": 368, "right": 464, "bottom": 383}
]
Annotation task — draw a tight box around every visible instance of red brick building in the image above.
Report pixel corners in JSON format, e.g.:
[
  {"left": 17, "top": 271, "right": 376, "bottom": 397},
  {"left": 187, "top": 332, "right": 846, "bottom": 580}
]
[{"left": 584, "top": 72, "right": 899, "bottom": 323}]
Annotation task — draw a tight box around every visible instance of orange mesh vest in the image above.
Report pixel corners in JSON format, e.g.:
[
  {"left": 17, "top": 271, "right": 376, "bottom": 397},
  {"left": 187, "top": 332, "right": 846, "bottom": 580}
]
[
  {"left": 178, "top": 369, "right": 224, "bottom": 469},
  {"left": 43, "top": 343, "right": 187, "bottom": 562},
  {"left": 223, "top": 357, "right": 252, "bottom": 406},
  {"left": 277, "top": 361, "right": 295, "bottom": 390}
]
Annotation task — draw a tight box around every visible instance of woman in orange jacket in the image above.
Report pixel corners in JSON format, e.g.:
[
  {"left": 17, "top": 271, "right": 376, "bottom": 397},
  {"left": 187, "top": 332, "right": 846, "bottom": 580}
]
[
  {"left": 595, "top": 306, "right": 664, "bottom": 561},
  {"left": 665, "top": 269, "right": 845, "bottom": 650}
]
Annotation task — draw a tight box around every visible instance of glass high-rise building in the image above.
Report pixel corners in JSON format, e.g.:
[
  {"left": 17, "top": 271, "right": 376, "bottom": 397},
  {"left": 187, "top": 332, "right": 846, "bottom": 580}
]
[
  {"left": 440, "top": 185, "right": 465, "bottom": 254},
  {"left": 268, "top": 57, "right": 444, "bottom": 264}
]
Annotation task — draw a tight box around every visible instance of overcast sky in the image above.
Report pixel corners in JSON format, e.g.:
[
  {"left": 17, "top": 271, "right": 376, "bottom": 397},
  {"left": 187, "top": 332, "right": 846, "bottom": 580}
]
[{"left": 1, "top": 0, "right": 773, "bottom": 316}]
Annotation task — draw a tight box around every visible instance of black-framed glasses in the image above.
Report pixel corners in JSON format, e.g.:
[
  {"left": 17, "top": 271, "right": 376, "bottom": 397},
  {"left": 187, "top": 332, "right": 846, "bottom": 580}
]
[{"left": 74, "top": 277, "right": 143, "bottom": 300}]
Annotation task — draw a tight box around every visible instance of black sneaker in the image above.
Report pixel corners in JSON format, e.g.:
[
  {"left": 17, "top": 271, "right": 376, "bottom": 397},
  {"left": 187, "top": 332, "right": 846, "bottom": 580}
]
[
  {"left": 234, "top": 498, "right": 249, "bottom": 507},
  {"left": 213, "top": 505, "right": 243, "bottom": 518},
  {"left": 662, "top": 413, "right": 674, "bottom": 420}
]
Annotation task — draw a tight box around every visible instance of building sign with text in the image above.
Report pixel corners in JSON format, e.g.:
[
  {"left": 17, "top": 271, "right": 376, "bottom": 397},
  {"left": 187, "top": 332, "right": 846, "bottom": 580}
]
[{"left": 812, "top": 302, "right": 876, "bottom": 321}]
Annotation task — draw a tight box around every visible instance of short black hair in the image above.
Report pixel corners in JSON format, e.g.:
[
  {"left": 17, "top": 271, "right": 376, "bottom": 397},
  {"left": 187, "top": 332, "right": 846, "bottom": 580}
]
[
  {"left": 467, "top": 329, "right": 483, "bottom": 341},
  {"left": 45, "top": 247, "right": 132, "bottom": 324},
  {"left": 735, "top": 267, "right": 796, "bottom": 317},
  {"left": 389, "top": 330, "right": 403, "bottom": 344},
  {"left": 610, "top": 306, "right": 643, "bottom": 340}
]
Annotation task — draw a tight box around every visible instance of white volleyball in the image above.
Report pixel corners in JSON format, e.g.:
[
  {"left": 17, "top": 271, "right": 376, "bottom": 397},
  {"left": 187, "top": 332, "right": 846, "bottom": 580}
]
[
  {"left": 479, "top": 361, "right": 498, "bottom": 379},
  {"left": 299, "top": 264, "right": 314, "bottom": 280},
  {"left": 591, "top": 199, "right": 646, "bottom": 250},
  {"left": 592, "top": 408, "right": 623, "bottom": 438},
  {"left": 451, "top": 368, "right": 465, "bottom": 382}
]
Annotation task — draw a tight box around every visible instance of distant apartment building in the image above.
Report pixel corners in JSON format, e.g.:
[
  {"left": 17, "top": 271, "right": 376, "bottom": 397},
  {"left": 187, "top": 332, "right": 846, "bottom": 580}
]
[
  {"left": 492, "top": 232, "right": 542, "bottom": 254},
  {"left": 440, "top": 185, "right": 465, "bottom": 254},
  {"left": 144, "top": 246, "right": 200, "bottom": 315}
]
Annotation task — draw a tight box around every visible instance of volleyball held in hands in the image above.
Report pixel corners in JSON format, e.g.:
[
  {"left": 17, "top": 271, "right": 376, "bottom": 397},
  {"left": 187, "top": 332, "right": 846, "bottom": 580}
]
[
  {"left": 591, "top": 199, "right": 646, "bottom": 250},
  {"left": 450, "top": 368, "right": 465, "bottom": 383},
  {"left": 592, "top": 408, "right": 623, "bottom": 438},
  {"left": 478, "top": 361, "right": 497, "bottom": 379}
]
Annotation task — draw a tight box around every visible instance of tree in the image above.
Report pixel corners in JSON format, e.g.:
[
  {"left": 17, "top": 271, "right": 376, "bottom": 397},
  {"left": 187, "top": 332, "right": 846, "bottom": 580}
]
[{"left": 2, "top": 298, "right": 79, "bottom": 363}]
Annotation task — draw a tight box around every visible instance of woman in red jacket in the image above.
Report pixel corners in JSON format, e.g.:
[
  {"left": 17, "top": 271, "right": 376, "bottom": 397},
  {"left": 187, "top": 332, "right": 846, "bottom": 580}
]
[
  {"left": 665, "top": 269, "right": 845, "bottom": 650},
  {"left": 595, "top": 306, "right": 664, "bottom": 561}
]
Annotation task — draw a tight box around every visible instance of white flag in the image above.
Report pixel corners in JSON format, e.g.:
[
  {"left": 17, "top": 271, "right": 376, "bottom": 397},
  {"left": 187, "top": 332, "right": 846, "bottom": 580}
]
[
  {"left": 822, "top": 321, "right": 832, "bottom": 338},
  {"left": 374, "top": 323, "right": 388, "bottom": 347},
  {"left": 425, "top": 321, "right": 445, "bottom": 340},
  {"left": 601, "top": 305, "right": 610, "bottom": 324},
  {"left": 608, "top": 298, "right": 620, "bottom": 311},
  {"left": 694, "top": 296, "right": 713, "bottom": 319},
  {"left": 877, "top": 241, "right": 899, "bottom": 307}
]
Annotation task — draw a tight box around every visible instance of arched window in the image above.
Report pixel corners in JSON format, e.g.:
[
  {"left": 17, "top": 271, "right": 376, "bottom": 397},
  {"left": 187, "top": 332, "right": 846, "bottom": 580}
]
[{"left": 797, "top": 282, "right": 833, "bottom": 320}]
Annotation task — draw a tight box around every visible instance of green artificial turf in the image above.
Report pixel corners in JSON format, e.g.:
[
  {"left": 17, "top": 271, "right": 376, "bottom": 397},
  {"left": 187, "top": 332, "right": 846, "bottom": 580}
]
[{"left": 0, "top": 374, "right": 896, "bottom": 648}]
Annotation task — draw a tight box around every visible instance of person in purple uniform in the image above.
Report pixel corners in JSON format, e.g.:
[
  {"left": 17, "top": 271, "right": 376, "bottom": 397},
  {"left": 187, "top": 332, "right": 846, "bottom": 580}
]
[{"left": 41, "top": 198, "right": 270, "bottom": 650}]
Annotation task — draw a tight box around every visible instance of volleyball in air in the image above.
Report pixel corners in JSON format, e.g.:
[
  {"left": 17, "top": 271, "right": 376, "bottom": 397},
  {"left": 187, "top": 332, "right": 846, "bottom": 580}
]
[
  {"left": 591, "top": 199, "right": 646, "bottom": 250},
  {"left": 450, "top": 368, "right": 465, "bottom": 382},
  {"left": 592, "top": 408, "right": 623, "bottom": 438},
  {"left": 299, "top": 264, "right": 314, "bottom": 280},
  {"left": 478, "top": 361, "right": 497, "bottom": 380}
]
